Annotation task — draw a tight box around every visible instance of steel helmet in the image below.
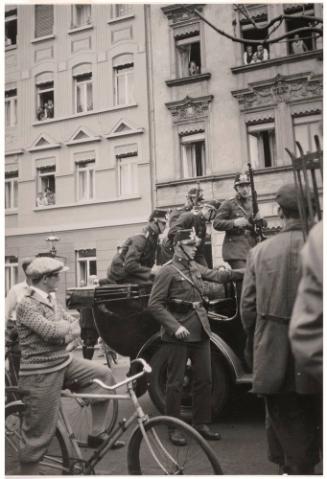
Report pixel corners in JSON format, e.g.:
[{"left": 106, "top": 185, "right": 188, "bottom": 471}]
[{"left": 234, "top": 172, "right": 250, "bottom": 188}]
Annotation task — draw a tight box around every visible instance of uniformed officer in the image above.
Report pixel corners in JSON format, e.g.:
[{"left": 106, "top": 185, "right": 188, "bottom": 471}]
[
  {"left": 162, "top": 200, "right": 220, "bottom": 266},
  {"left": 107, "top": 209, "right": 167, "bottom": 284},
  {"left": 213, "top": 172, "right": 267, "bottom": 269},
  {"left": 168, "top": 186, "right": 204, "bottom": 228},
  {"left": 149, "top": 229, "right": 243, "bottom": 446}
]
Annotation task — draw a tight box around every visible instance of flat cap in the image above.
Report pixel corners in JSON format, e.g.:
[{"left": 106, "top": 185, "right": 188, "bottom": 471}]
[
  {"left": 275, "top": 184, "right": 300, "bottom": 211},
  {"left": 148, "top": 209, "right": 168, "bottom": 223},
  {"left": 26, "top": 257, "right": 69, "bottom": 279},
  {"left": 174, "top": 229, "right": 197, "bottom": 245},
  {"left": 21, "top": 257, "right": 35, "bottom": 271}
]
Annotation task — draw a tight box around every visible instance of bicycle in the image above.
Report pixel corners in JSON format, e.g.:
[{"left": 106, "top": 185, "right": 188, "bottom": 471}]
[{"left": 5, "top": 358, "right": 223, "bottom": 475}]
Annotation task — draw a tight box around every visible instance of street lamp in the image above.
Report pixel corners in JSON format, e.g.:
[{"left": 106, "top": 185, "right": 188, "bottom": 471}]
[{"left": 46, "top": 235, "right": 60, "bottom": 257}]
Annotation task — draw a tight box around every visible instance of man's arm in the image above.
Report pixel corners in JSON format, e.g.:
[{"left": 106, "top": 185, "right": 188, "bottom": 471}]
[
  {"left": 148, "top": 268, "right": 181, "bottom": 336},
  {"left": 196, "top": 262, "right": 244, "bottom": 283},
  {"left": 213, "top": 201, "right": 236, "bottom": 231},
  {"left": 240, "top": 251, "right": 257, "bottom": 369},
  {"left": 124, "top": 237, "right": 152, "bottom": 276}
]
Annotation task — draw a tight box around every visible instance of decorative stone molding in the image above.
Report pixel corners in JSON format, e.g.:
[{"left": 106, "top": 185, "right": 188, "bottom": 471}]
[
  {"left": 166, "top": 95, "right": 213, "bottom": 123},
  {"left": 29, "top": 133, "right": 61, "bottom": 152},
  {"left": 66, "top": 126, "right": 101, "bottom": 146},
  {"left": 106, "top": 119, "right": 144, "bottom": 139},
  {"left": 166, "top": 72, "right": 211, "bottom": 87},
  {"left": 161, "top": 4, "right": 204, "bottom": 26},
  {"left": 232, "top": 73, "right": 323, "bottom": 111}
]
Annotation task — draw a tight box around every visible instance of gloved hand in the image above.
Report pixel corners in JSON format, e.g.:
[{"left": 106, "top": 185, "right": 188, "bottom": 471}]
[
  {"left": 234, "top": 217, "right": 250, "bottom": 229},
  {"left": 175, "top": 326, "right": 190, "bottom": 339}
]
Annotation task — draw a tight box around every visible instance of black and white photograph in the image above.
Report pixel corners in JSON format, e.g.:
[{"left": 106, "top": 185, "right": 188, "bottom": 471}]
[{"left": 4, "top": 1, "right": 323, "bottom": 475}]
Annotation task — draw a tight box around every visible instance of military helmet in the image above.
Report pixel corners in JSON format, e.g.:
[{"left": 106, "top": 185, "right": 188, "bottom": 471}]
[
  {"left": 174, "top": 229, "right": 197, "bottom": 246},
  {"left": 234, "top": 172, "right": 250, "bottom": 187},
  {"left": 148, "top": 209, "right": 167, "bottom": 224}
]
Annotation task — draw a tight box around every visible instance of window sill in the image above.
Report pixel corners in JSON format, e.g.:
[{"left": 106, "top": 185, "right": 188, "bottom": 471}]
[
  {"left": 231, "top": 49, "right": 323, "bottom": 74},
  {"left": 166, "top": 72, "right": 211, "bottom": 87},
  {"left": 68, "top": 24, "right": 94, "bottom": 34},
  {"left": 5, "top": 209, "right": 18, "bottom": 215},
  {"left": 32, "top": 103, "right": 138, "bottom": 126},
  {"left": 107, "top": 14, "right": 135, "bottom": 25},
  {"left": 5, "top": 45, "right": 17, "bottom": 52},
  {"left": 31, "top": 34, "right": 55, "bottom": 44},
  {"left": 33, "top": 194, "right": 141, "bottom": 211}
]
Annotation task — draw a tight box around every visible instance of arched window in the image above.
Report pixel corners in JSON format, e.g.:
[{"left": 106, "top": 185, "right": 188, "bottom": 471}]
[
  {"left": 35, "top": 72, "right": 54, "bottom": 121},
  {"left": 72, "top": 63, "right": 93, "bottom": 113},
  {"left": 113, "top": 54, "right": 134, "bottom": 106}
]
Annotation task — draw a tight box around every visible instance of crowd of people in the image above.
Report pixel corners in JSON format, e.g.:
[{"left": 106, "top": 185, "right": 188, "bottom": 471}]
[
  {"left": 5, "top": 172, "right": 323, "bottom": 474},
  {"left": 243, "top": 34, "right": 311, "bottom": 65}
]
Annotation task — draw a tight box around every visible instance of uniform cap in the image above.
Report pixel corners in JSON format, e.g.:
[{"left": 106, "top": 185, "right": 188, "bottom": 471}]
[
  {"left": 148, "top": 209, "right": 167, "bottom": 223},
  {"left": 275, "top": 183, "right": 315, "bottom": 213},
  {"left": 174, "top": 229, "right": 197, "bottom": 245},
  {"left": 26, "top": 257, "right": 69, "bottom": 279},
  {"left": 234, "top": 172, "right": 250, "bottom": 187}
]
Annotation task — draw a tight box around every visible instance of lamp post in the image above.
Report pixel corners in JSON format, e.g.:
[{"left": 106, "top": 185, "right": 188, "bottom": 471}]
[{"left": 46, "top": 235, "right": 60, "bottom": 257}]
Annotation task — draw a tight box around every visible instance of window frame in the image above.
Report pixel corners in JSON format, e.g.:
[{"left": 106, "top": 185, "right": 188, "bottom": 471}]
[
  {"left": 5, "top": 9, "right": 17, "bottom": 48},
  {"left": 113, "top": 62, "right": 134, "bottom": 106},
  {"left": 36, "top": 80, "right": 54, "bottom": 121},
  {"left": 34, "top": 4, "right": 54, "bottom": 39},
  {"left": 74, "top": 73, "right": 93, "bottom": 113},
  {"left": 5, "top": 172, "right": 18, "bottom": 210},
  {"left": 180, "top": 132, "right": 206, "bottom": 179},
  {"left": 76, "top": 249, "right": 97, "bottom": 287},
  {"left": 247, "top": 121, "right": 276, "bottom": 169},
  {"left": 5, "top": 257, "right": 19, "bottom": 296},
  {"left": 293, "top": 114, "right": 322, "bottom": 152},
  {"left": 5, "top": 89, "right": 17, "bottom": 127},
  {"left": 71, "top": 4, "right": 92, "bottom": 28},
  {"left": 76, "top": 160, "right": 95, "bottom": 202},
  {"left": 116, "top": 152, "right": 139, "bottom": 196},
  {"left": 175, "top": 33, "right": 201, "bottom": 78},
  {"left": 111, "top": 4, "right": 133, "bottom": 19},
  {"left": 36, "top": 166, "right": 56, "bottom": 206}
]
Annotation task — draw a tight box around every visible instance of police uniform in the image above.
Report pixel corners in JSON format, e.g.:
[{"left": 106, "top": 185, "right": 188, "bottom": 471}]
[{"left": 149, "top": 231, "right": 235, "bottom": 431}]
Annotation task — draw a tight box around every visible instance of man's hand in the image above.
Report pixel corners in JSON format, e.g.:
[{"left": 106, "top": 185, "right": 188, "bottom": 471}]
[
  {"left": 151, "top": 264, "right": 161, "bottom": 275},
  {"left": 234, "top": 217, "right": 250, "bottom": 229},
  {"left": 175, "top": 326, "right": 190, "bottom": 339},
  {"left": 66, "top": 337, "right": 82, "bottom": 352}
]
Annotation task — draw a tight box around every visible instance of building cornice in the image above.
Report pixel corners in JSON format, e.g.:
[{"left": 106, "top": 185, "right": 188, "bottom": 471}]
[
  {"left": 166, "top": 72, "right": 211, "bottom": 87},
  {"left": 161, "top": 4, "right": 204, "bottom": 25},
  {"left": 5, "top": 149, "right": 24, "bottom": 157},
  {"left": 166, "top": 95, "right": 213, "bottom": 123}
]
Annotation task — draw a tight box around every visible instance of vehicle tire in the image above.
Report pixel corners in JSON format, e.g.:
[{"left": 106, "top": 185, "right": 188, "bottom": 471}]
[
  {"left": 127, "top": 415, "right": 223, "bottom": 475},
  {"left": 5, "top": 401, "right": 71, "bottom": 475},
  {"left": 148, "top": 346, "right": 230, "bottom": 421}
]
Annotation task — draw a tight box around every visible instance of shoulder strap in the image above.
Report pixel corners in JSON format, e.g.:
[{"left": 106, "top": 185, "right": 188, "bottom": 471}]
[{"left": 171, "top": 264, "right": 203, "bottom": 297}]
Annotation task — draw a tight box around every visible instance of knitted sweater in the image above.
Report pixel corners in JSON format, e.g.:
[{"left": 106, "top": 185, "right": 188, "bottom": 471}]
[{"left": 16, "top": 289, "right": 77, "bottom": 375}]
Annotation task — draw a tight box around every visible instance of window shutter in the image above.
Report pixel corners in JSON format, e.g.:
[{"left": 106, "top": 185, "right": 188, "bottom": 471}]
[{"left": 35, "top": 5, "right": 54, "bottom": 38}]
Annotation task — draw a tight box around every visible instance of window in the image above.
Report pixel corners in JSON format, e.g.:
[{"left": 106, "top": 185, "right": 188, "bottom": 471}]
[
  {"left": 116, "top": 146, "right": 138, "bottom": 196},
  {"left": 76, "top": 249, "right": 97, "bottom": 287},
  {"left": 5, "top": 89, "right": 17, "bottom": 127},
  {"left": 5, "top": 171, "right": 18, "bottom": 210},
  {"left": 180, "top": 132, "right": 206, "bottom": 178},
  {"left": 175, "top": 32, "right": 201, "bottom": 78},
  {"left": 5, "top": 257, "right": 18, "bottom": 296},
  {"left": 293, "top": 115, "right": 322, "bottom": 152},
  {"left": 113, "top": 55, "right": 134, "bottom": 106},
  {"left": 36, "top": 77, "right": 54, "bottom": 121},
  {"left": 5, "top": 8, "right": 17, "bottom": 47},
  {"left": 75, "top": 73, "right": 93, "bottom": 113},
  {"left": 76, "top": 160, "right": 95, "bottom": 201},
  {"left": 72, "top": 4, "right": 91, "bottom": 28},
  {"left": 111, "top": 4, "right": 132, "bottom": 18},
  {"left": 240, "top": 5, "right": 269, "bottom": 63},
  {"left": 35, "top": 5, "right": 54, "bottom": 38},
  {"left": 248, "top": 123, "right": 276, "bottom": 169},
  {"left": 36, "top": 166, "right": 56, "bottom": 206},
  {"left": 284, "top": 4, "right": 316, "bottom": 54}
]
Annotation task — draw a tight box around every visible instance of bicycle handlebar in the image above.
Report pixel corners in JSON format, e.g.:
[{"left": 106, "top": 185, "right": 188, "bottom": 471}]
[{"left": 92, "top": 358, "right": 152, "bottom": 391}]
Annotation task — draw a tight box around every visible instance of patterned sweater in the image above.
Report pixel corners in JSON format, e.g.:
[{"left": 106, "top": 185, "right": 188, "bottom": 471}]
[{"left": 16, "top": 289, "right": 77, "bottom": 375}]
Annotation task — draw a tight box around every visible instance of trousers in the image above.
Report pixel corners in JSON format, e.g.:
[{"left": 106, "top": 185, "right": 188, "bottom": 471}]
[{"left": 164, "top": 340, "right": 212, "bottom": 425}]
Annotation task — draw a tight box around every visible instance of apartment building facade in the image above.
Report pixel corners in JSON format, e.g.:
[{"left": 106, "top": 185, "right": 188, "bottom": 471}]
[
  {"left": 5, "top": 4, "right": 153, "bottom": 299},
  {"left": 148, "top": 3, "right": 323, "bottom": 264}
]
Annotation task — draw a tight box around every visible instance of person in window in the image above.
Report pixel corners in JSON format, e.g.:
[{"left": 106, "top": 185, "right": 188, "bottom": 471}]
[
  {"left": 5, "top": 36, "right": 12, "bottom": 47},
  {"left": 106, "top": 209, "right": 167, "bottom": 284},
  {"left": 36, "top": 192, "right": 46, "bottom": 207},
  {"left": 45, "top": 187, "right": 55, "bottom": 205},
  {"left": 253, "top": 44, "right": 269, "bottom": 62},
  {"left": 188, "top": 60, "right": 200, "bottom": 76},
  {"left": 46, "top": 99, "right": 54, "bottom": 118},
  {"left": 291, "top": 34, "right": 308, "bottom": 55},
  {"left": 243, "top": 45, "right": 255, "bottom": 65},
  {"left": 36, "top": 106, "right": 45, "bottom": 121}
]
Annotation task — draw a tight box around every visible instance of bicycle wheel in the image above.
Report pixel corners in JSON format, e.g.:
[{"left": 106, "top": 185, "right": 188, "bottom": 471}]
[
  {"left": 5, "top": 401, "right": 71, "bottom": 475},
  {"left": 61, "top": 387, "right": 118, "bottom": 445},
  {"left": 127, "top": 416, "right": 223, "bottom": 475}
]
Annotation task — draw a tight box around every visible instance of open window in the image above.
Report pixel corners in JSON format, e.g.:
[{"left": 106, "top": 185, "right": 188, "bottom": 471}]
[
  {"left": 5, "top": 257, "right": 18, "bottom": 296},
  {"left": 35, "top": 5, "right": 54, "bottom": 38},
  {"left": 116, "top": 144, "right": 138, "bottom": 196},
  {"left": 5, "top": 89, "right": 17, "bottom": 127},
  {"left": 72, "top": 4, "right": 91, "bottom": 28},
  {"left": 76, "top": 249, "right": 97, "bottom": 287},
  {"left": 293, "top": 114, "right": 322, "bottom": 152},
  {"left": 284, "top": 4, "right": 316, "bottom": 54},
  {"left": 36, "top": 165, "right": 56, "bottom": 206},
  {"left": 240, "top": 5, "right": 269, "bottom": 64},
  {"left": 175, "top": 31, "right": 201, "bottom": 78},
  {"left": 113, "top": 54, "right": 134, "bottom": 106},
  {"left": 248, "top": 122, "right": 276, "bottom": 169},
  {"left": 75, "top": 73, "right": 93, "bottom": 113},
  {"left": 180, "top": 132, "right": 206, "bottom": 178},
  {"left": 5, "top": 8, "right": 17, "bottom": 47},
  {"left": 36, "top": 73, "right": 54, "bottom": 121},
  {"left": 5, "top": 171, "right": 18, "bottom": 210}
]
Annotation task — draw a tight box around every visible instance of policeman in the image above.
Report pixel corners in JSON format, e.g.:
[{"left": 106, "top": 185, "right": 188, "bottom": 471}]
[
  {"left": 149, "top": 229, "right": 243, "bottom": 446},
  {"left": 163, "top": 200, "right": 220, "bottom": 266},
  {"left": 107, "top": 209, "right": 167, "bottom": 284},
  {"left": 213, "top": 172, "right": 266, "bottom": 269},
  {"left": 168, "top": 186, "right": 204, "bottom": 228}
]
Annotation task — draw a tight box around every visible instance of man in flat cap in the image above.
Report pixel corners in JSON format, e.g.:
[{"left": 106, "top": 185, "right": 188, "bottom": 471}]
[
  {"left": 107, "top": 209, "right": 167, "bottom": 284},
  {"left": 149, "top": 229, "right": 243, "bottom": 445},
  {"left": 15, "top": 257, "right": 120, "bottom": 475},
  {"left": 241, "top": 184, "right": 320, "bottom": 474}
]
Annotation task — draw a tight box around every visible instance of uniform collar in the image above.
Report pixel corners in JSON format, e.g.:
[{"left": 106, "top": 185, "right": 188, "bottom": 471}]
[
  {"left": 282, "top": 220, "right": 304, "bottom": 232},
  {"left": 173, "top": 253, "right": 190, "bottom": 268}
]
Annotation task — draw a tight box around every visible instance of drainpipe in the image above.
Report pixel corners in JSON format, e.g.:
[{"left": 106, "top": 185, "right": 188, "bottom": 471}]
[{"left": 144, "top": 4, "right": 157, "bottom": 210}]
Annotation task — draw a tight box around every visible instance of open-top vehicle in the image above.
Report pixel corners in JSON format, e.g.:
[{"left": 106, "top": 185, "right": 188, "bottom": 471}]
[{"left": 66, "top": 279, "right": 252, "bottom": 420}]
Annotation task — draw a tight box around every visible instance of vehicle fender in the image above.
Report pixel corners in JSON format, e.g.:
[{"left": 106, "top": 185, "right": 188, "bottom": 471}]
[
  {"left": 136, "top": 331, "right": 162, "bottom": 363},
  {"left": 210, "top": 332, "right": 246, "bottom": 380}
]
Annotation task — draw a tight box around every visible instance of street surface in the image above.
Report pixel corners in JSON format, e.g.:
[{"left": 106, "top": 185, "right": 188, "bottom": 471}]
[{"left": 70, "top": 348, "right": 278, "bottom": 475}]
